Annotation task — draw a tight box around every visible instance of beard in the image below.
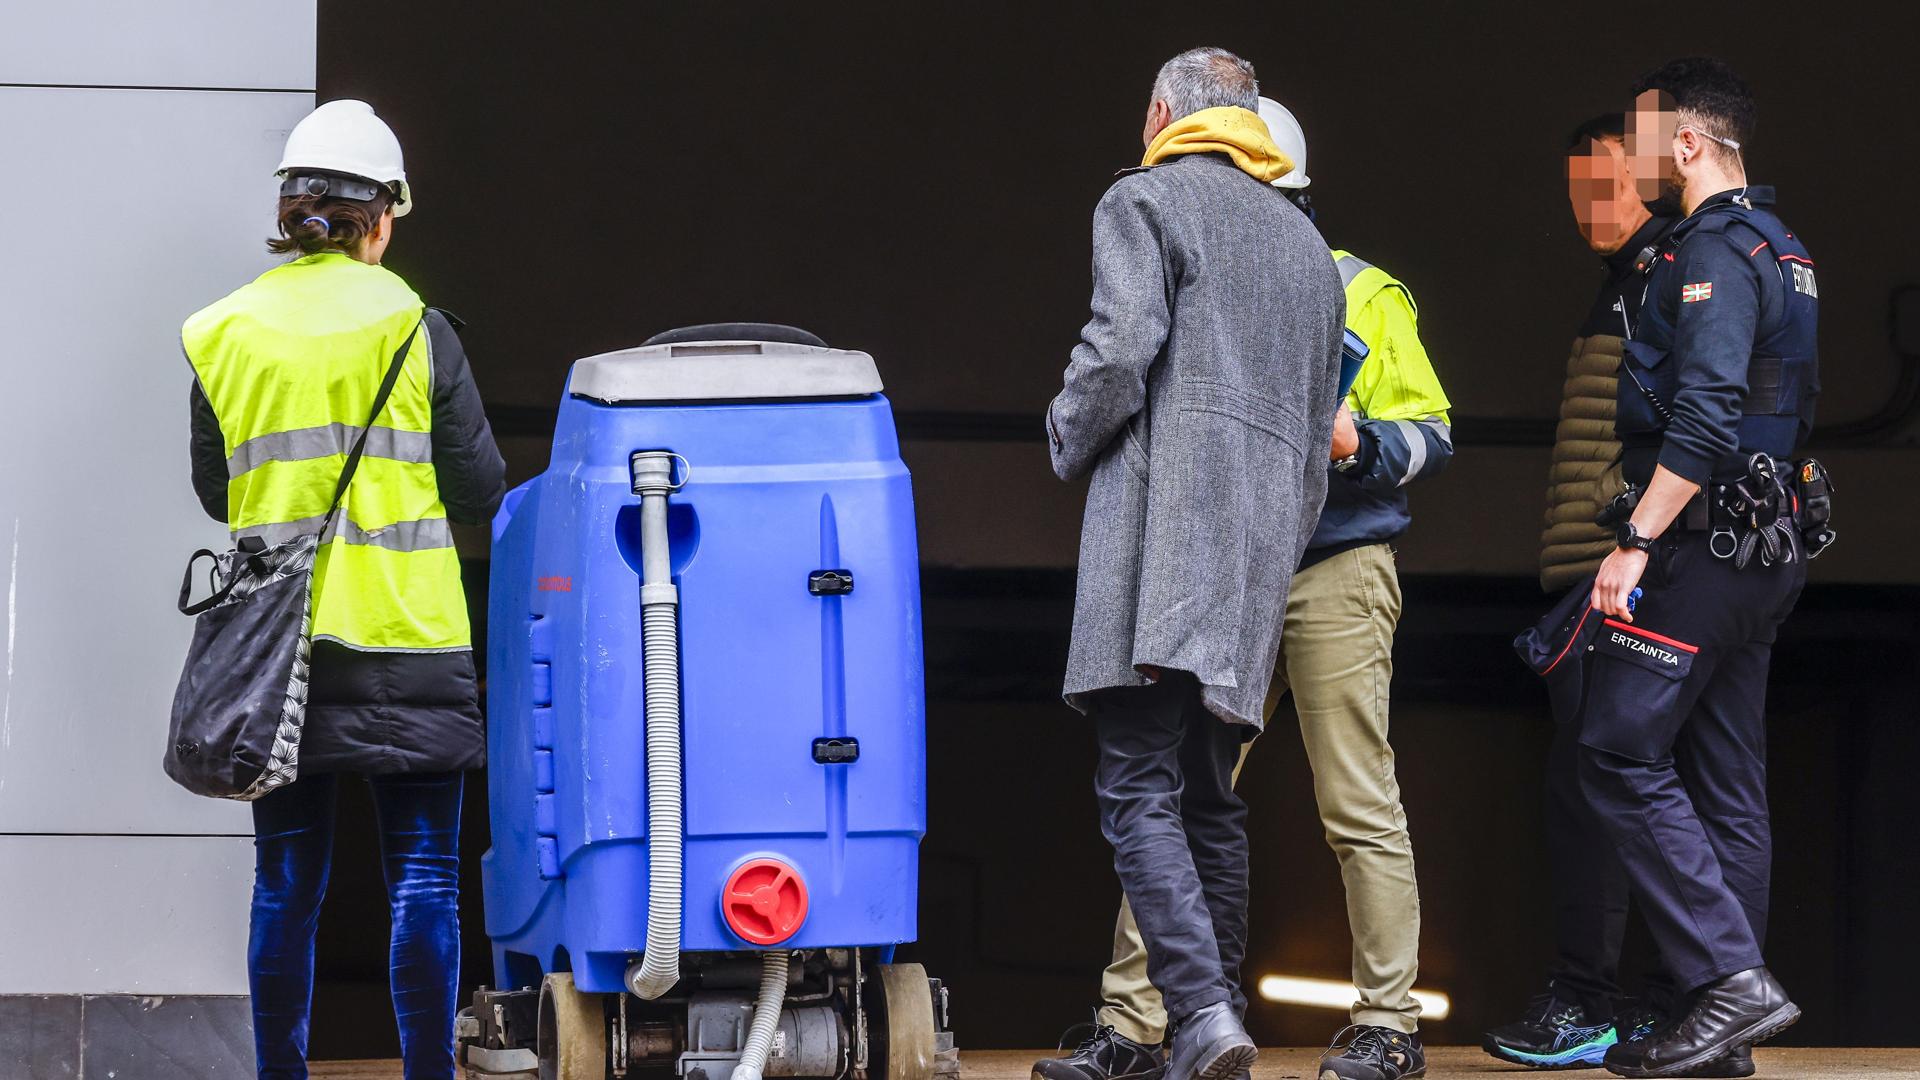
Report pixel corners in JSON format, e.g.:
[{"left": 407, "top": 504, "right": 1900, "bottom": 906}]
[{"left": 1653, "top": 159, "right": 1688, "bottom": 212}]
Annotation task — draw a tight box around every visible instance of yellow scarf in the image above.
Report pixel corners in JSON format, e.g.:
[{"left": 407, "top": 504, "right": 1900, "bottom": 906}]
[{"left": 1141, "top": 106, "right": 1294, "bottom": 184}]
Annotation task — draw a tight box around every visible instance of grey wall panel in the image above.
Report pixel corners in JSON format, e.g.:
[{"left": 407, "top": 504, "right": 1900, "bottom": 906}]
[
  {"left": 0, "top": 1, "right": 313, "bottom": 90},
  {"left": 0, "top": 86, "right": 312, "bottom": 835},
  {"left": 0, "top": 835, "right": 252, "bottom": 994}
]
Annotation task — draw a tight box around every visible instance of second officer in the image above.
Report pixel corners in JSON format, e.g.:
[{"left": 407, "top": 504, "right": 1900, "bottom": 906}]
[{"left": 1577, "top": 58, "right": 1823, "bottom": 1079}]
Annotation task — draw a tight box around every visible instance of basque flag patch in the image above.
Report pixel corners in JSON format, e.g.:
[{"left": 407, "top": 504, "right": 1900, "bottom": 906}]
[{"left": 1683, "top": 282, "right": 1713, "bottom": 303}]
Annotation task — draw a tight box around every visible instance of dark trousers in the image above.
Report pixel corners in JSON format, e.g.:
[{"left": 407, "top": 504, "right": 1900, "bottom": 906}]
[
  {"left": 1543, "top": 710, "right": 1634, "bottom": 1019},
  {"left": 1546, "top": 692, "right": 1683, "bottom": 1019},
  {"left": 250, "top": 771, "right": 464, "bottom": 1080},
  {"left": 1091, "top": 671, "right": 1250, "bottom": 1026},
  {"left": 1574, "top": 532, "right": 1802, "bottom": 993}
]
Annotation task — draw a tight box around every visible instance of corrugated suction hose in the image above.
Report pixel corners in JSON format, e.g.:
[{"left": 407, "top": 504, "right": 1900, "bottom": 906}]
[
  {"left": 626, "top": 452, "right": 685, "bottom": 1001},
  {"left": 730, "top": 950, "right": 793, "bottom": 1080}
]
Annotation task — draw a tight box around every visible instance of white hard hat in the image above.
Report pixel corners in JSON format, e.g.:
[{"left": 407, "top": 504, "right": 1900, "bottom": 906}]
[
  {"left": 1257, "top": 96, "right": 1311, "bottom": 190},
  {"left": 276, "top": 99, "right": 412, "bottom": 216}
]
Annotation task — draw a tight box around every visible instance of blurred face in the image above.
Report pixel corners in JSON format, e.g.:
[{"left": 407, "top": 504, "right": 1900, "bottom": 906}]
[
  {"left": 1567, "top": 136, "right": 1644, "bottom": 253},
  {"left": 1625, "top": 89, "right": 1680, "bottom": 203}
]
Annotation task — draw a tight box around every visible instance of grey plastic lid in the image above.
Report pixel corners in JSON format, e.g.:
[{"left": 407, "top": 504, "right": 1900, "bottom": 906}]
[{"left": 570, "top": 338, "right": 883, "bottom": 403}]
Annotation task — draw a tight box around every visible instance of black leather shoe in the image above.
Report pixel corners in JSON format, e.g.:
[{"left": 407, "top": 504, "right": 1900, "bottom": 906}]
[
  {"left": 1033, "top": 1024, "right": 1165, "bottom": 1080},
  {"left": 1165, "top": 1003, "right": 1257, "bottom": 1080},
  {"left": 1604, "top": 968, "right": 1796, "bottom": 1078},
  {"left": 1607, "top": 1037, "right": 1753, "bottom": 1078},
  {"left": 1704, "top": 1047, "right": 1755, "bottom": 1079}
]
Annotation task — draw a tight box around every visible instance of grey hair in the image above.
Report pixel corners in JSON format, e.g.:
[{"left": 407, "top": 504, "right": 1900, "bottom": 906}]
[{"left": 1150, "top": 47, "right": 1259, "bottom": 120}]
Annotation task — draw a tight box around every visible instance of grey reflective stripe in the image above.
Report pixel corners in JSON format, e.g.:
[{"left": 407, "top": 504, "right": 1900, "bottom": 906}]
[
  {"left": 1335, "top": 253, "right": 1374, "bottom": 289},
  {"left": 1335, "top": 254, "right": 1418, "bottom": 316},
  {"left": 1421, "top": 416, "right": 1454, "bottom": 452},
  {"left": 227, "top": 423, "right": 432, "bottom": 477},
  {"left": 1390, "top": 419, "right": 1426, "bottom": 487},
  {"left": 312, "top": 634, "right": 473, "bottom": 655},
  {"left": 237, "top": 514, "right": 453, "bottom": 553}
]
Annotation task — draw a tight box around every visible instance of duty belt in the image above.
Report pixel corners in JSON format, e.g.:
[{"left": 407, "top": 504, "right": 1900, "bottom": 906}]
[{"left": 1602, "top": 453, "right": 1838, "bottom": 568}]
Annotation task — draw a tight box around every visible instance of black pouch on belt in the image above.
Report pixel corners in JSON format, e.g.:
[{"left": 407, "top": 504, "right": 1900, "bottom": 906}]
[
  {"left": 1791, "top": 457, "right": 1837, "bottom": 558},
  {"left": 1514, "top": 575, "right": 1603, "bottom": 722}
]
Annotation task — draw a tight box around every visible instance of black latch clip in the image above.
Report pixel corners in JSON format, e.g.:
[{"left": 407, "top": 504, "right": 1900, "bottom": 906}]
[
  {"left": 808, "top": 569, "right": 854, "bottom": 596},
  {"left": 812, "top": 737, "right": 860, "bottom": 764}
]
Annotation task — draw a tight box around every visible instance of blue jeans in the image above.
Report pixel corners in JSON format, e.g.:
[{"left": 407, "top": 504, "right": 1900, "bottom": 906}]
[{"left": 250, "top": 771, "right": 464, "bottom": 1080}]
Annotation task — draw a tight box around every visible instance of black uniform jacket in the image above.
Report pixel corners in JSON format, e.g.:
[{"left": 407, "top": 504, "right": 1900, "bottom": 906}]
[
  {"left": 189, "top": 307, "right": 507, "bottom": 774},
  {"left": 1621, "top": 186, "right": 1817, "bottom": 487}
]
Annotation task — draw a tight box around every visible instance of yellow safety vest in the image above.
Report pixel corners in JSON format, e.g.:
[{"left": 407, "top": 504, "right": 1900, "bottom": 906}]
[
  {"left": 1331, "top": 249, "right": 1453, "bottom": 424},
  {"left": 182, "top": 252, "right": 470, "bottom": 652}
]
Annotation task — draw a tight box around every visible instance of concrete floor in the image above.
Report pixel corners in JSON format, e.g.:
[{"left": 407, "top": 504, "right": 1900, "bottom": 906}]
[{"left": 310, "top": 1047, "right": 1917, "bottom": 1079}]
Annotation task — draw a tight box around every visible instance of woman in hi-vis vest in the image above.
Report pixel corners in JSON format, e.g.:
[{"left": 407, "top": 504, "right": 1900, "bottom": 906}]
[{"left": 182, "top": 100, "right": 505, "bottom": 1080}]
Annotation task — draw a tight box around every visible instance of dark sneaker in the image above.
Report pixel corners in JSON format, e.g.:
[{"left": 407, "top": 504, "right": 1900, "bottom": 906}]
[
  {"left": 1603, "top": 968, "right": 1797, "bottom": 1079},
  {"left": 1032, "top": 1023, "right": 1165, "bottom": 1080},
  {"left": 1612, "top": 1000, "right": 1666, "bottom": 1047},
  {"left": 1482, "top": 992, "right": 1617, "bottom": 1069},
  {"left": 1319, "top": 1025, "right": 1424, "bottom": 1080}
]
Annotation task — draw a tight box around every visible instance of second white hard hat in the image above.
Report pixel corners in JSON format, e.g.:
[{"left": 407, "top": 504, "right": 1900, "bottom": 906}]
[
  {"left": 276, "top": 99, "right": 412, "bottom": 216},
  {"left": 1257, "top": 96, "right": 1311, "bottom": 190}
]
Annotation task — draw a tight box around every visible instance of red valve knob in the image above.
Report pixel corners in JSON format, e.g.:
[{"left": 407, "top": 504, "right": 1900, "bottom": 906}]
[{"left": 722, "top": 858, "right": 809, "bottom": 945}]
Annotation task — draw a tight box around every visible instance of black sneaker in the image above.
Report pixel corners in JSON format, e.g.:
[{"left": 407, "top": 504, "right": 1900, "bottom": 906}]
[
  {"left": 1482, "top": 992, "right": 1617, "bottom": 1069},
  {"left": 1032, "top": 1023, "right": 1165, "bottom": 1080},
  {"left": 1612, "top": 1000, "right": 1666, "bottom": 1047},
  {"left": 1319, "top": 1025, "right": 1424, "bottom": 1080}
]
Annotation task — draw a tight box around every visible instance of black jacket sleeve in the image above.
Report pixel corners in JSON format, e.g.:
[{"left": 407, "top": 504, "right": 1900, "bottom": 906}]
[
  {"left": 1657, "top": 230, "right": 1762, "bottom": 485},
  {"left": 188, "top": 378, "right": 229, "bottom": 522},
  {"left": 426, "top": 308, "right": 508, "bottom": 525}
]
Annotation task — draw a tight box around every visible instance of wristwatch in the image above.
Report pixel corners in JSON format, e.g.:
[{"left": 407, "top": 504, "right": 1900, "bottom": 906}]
[
  {"left": 1616, "top": 521, "right": 1655, "bottom": 553},
  {"left": 1332, "top": 452, "right": 1361, "bottom": 474}
]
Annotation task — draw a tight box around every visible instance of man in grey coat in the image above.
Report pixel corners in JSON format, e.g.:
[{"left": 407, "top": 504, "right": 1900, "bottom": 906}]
[{"left": 1043, "top": 46, "right": 1345, "bottom": 1080}]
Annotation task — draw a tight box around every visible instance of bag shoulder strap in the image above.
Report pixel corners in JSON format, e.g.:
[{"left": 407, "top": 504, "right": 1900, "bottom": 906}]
[{"left": 320, "top": 314, "right": 424, "bottom": 534}]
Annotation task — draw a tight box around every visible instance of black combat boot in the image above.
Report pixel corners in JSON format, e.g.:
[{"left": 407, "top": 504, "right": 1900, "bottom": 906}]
[
  {"left": 1603, "top": 968, "right": 1796, "bottom": 1078},
  {"left": 1032, "top": 1024, "right": 1165, "bottom": 1080},
  {"left": 1608, "top": 1000, "right": 1752, "bottom": 1077},
  {"left": 1608, "top": 1038, "right": 1754, "bottom": 1078}
]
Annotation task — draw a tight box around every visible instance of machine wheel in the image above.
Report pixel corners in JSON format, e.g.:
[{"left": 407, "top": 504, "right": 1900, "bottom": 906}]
[
  {"left": 872, "top": 963, "right": 938, "bottom": 1080},
  {"left": 537, "top": 972, "right": 609, "bottom": 1080}
]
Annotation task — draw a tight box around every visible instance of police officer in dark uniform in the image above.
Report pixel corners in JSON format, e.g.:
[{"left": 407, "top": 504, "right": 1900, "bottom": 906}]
[{"left": 1578, "top": 58, "right": 1823, "bottom": 1078}]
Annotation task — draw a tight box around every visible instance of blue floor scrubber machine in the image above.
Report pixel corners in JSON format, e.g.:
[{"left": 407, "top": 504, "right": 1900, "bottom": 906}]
[{"left": 459, "top": 325, "right": 955, "bottom": 1080}]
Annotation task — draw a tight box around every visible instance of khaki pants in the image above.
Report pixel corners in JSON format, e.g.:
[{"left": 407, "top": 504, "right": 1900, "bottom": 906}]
[{"left": 1096, "top": 543, "right": 1422, "bottom": 1039}]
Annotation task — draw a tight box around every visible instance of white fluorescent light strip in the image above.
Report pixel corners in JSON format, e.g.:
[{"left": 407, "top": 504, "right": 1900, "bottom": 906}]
[{"left": 1256, "top": 975, "right": 1452, "bottom": 1021}]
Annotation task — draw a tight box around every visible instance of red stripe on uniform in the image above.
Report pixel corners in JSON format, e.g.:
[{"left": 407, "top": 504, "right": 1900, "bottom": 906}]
[
  {"left": 1749, "top": 240, "right": 1769, "bottom": 257},
  {"left": 1542, "top": 606, "right": 1598, "bottom": 676},
  {"left": 1603, "top": 618, "right": 1701, "bottom": 653},
  {"left": 1778, "top": 254, "right": 1814, "bottom": 265}
]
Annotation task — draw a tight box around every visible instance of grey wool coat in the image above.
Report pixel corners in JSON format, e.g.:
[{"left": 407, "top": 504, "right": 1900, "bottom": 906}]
[{"left": 1047, "top": 152, "right": 1346, "bottom": 729}]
